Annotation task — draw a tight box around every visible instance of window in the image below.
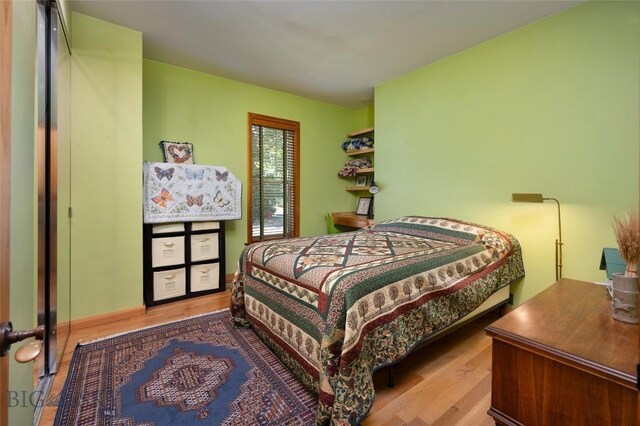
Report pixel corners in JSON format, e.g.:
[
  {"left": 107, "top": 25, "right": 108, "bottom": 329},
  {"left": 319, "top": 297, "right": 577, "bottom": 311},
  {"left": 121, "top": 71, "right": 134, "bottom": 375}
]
[{"left": 248, "top": 113, "right": 300, "bottom": 243}]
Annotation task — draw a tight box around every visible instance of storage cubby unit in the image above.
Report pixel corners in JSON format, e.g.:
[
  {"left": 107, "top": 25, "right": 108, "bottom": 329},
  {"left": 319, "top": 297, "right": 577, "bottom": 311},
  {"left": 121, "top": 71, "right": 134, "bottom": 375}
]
[{"left": 143, "top": 221, "right": 225, "bottom": 306}]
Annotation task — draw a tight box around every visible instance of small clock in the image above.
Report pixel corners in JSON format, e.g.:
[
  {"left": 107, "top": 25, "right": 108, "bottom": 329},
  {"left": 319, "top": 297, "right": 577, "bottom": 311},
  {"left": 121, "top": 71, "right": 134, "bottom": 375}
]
[{"left": 368, "top": 184, "right": 379, "bottom": 195}]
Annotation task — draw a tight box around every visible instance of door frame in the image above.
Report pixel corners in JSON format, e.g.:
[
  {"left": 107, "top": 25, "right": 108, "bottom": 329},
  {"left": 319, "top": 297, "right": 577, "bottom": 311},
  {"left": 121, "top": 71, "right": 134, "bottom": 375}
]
[
  {"left": 0, "top": 1, "right": 13, "bottom": 424},
  {"left": 36, "top": 0, "right": 59, "bottom": 379}
]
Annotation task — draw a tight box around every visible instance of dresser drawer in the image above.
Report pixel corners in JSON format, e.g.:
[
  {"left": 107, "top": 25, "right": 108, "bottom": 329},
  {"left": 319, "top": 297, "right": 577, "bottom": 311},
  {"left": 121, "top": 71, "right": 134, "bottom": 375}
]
[
  {"left": 191, "top": 233, "right": 219, "bottom": 262},
  {"left": 152, "top": 236, "right": 185, "bottom": 267},
  {"left": 192, "top": 221, "right": 220, "bottom": 231},
  {"left": 153, "top": 268, "right": 186, "bottom": 301},
  {"left": 190, "top": 263, "right": 220, "bottom": 292},
  {"left": 152, "top": 222, "right": 184, "bottom": 234}
]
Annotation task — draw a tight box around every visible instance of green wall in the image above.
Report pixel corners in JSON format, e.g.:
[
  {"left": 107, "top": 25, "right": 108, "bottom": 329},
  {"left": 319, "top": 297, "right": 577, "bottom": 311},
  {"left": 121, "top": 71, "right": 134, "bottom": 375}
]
[
  {"left": 354, "top": 104, "right": 375, "bottom": 130},
  {"left": 70, "top": 1, "right": 639, "bottom": 317},
  {"left": 70, "top": 13, "right": 143, "bottom": 319},
  {"left": 375, "top": 1, "right": 640, "bottom": 304},
  {"left": 143, "top": 60, "right": 358, "bottom": 272},
  {"left": 9, "top": 1, "right": 36, "bottom": 423}
]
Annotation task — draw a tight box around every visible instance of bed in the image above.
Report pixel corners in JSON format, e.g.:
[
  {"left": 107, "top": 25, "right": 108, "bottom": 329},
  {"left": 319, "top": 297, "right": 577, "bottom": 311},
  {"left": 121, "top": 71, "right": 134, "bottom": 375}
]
[{"left": 230, "top": 216, "right": 524, "bottom": 425}]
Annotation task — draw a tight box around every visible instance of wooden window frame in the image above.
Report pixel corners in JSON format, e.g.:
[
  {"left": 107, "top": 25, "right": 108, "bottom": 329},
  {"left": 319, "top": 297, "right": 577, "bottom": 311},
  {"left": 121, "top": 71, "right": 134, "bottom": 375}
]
[{"left": 247, "top": 113, "right": 300, "bottom": 244}]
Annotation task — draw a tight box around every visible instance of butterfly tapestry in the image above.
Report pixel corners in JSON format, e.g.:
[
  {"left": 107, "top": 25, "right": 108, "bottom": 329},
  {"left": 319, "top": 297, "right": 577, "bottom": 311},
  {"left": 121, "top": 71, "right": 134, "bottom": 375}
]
[{"left": 144, "top": 162, "right": 241, "bottom": 223}]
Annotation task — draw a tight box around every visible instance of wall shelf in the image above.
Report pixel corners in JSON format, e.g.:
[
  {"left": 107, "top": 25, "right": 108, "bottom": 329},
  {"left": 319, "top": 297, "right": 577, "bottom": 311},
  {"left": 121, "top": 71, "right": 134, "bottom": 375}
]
[
  {"left": 355, "top": 167, "right": 374, "bottom": 174},
  {"left": 346, "top": 147, "right": 374, "bottom": 157},
  {"left": 336, "top": 127, "right": 375, "bottom": 219},
  {"left": 347, "top": 127, "right": 374, "bottom": 138}
]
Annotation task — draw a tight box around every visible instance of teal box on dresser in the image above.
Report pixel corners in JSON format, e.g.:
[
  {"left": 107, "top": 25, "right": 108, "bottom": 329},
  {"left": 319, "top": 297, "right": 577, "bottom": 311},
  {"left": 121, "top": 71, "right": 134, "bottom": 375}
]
[{"left": 599, "top": 247, "right": 626, "bottom": 279}]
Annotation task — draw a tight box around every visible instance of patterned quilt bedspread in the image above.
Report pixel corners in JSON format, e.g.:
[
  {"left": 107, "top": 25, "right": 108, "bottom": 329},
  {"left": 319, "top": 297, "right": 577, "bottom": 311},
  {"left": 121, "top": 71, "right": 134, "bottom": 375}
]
[{"left": 231, "top": 216, "right": 524, "bottom": 425}]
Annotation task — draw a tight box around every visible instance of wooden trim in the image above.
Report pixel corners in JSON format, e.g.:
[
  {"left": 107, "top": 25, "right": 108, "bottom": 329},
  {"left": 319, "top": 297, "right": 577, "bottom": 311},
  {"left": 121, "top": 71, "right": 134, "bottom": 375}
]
[
  {"left": 247, "top": 113, "right": 253, "bottom": 245},
  {"left": 68, "top": 277, "right": 234, "bottom": 331},
  {"left": 250, "top": 113, "right": 299, "bottom": 131},
  {"left": 292, "top": 118, "right": 300, "bottom": 238},
  {"left": 69, "top": 306, "right": 146, "bottom": 331},
  {"left": 0, "top": 1, "right": 12, "bottom": 424},
  {"left": 293, "top": 119, "right": 302, "bottom": 237}
]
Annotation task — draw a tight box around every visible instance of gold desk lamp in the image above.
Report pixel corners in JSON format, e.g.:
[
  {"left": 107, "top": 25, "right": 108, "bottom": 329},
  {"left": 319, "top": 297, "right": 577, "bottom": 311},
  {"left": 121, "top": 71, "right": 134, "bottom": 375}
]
[{"left": 512, "top": 193, "right": 563, "bottom": 281}]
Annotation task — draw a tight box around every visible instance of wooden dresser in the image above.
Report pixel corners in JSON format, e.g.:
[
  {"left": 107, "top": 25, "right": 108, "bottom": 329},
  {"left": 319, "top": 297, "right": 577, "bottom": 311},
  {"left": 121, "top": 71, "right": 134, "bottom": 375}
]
[{"left": 486, "top": 279, "right": 638, "bottom": 425}]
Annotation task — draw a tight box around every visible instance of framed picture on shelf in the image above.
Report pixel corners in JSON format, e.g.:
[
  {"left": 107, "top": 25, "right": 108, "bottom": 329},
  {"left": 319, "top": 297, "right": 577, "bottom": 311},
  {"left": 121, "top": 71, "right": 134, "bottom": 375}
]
[
  {"left": 355, "top": 175, "right": 368, "bottom": 187},
  {"left": 356, "top": 197, "right": 372, "bottom": 216}
]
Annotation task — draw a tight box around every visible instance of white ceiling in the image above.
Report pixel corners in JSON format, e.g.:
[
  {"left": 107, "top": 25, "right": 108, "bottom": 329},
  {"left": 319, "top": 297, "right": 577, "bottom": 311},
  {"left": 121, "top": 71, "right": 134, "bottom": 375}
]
[{"left": 71, "top": 0, "right": 582, "bottom": 108}]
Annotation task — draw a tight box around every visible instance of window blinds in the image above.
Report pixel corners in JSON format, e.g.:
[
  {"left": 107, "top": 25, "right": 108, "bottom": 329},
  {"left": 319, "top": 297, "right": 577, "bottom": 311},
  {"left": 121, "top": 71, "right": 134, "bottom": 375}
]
[{"left": 250, "top": 116, "right": 298, "bottom": 242}]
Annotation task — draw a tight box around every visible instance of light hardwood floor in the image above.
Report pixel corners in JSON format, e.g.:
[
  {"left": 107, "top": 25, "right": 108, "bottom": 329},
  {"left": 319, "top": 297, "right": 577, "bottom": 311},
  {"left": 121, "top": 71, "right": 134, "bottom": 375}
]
[{"left": 39, "top": 290, "right": 498, "bottom": 425}]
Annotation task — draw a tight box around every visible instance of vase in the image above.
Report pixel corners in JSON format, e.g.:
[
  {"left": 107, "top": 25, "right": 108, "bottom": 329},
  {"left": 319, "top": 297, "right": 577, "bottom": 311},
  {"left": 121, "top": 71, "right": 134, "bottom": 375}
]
[{"left": 611, "top": 273, "right": 639, "bottom": 324}]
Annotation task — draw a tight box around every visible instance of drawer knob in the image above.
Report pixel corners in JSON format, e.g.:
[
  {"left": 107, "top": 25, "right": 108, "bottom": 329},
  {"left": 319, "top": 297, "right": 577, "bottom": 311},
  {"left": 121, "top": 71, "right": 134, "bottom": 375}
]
[
  {"left": 164, "top": 274, "right": 176, "bottom": 280},
  {"left": 201, "top": 269, "right": 210, "bottom": 274},
  {"left": 163, "top": 242, "right": 175, "bottom": 247}
]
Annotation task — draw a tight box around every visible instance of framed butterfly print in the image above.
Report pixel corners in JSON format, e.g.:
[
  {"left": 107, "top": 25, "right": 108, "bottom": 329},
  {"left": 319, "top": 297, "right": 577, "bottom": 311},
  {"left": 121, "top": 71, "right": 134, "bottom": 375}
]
[{"left": 160, "top": 140, "right": 195, "bottom": 164}]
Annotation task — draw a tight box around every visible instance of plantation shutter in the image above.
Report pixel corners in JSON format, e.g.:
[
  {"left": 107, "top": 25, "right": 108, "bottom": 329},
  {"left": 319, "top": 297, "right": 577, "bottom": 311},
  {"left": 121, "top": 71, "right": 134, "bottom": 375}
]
[{"left": 248, "top": 114, "right": 299, "bottom": 243}]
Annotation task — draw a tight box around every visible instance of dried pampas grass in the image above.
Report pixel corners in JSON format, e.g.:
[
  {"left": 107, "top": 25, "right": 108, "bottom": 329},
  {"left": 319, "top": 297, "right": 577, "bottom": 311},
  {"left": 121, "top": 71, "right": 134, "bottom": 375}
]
[{"left": 613, "top": 210, "right": 640, "bottom": 276}]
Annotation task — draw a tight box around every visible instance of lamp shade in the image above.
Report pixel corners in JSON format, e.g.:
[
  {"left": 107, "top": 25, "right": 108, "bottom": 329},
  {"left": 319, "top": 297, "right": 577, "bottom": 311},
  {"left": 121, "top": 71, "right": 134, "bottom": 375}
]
[{"left": 512, "top": 193, "right": 544, "bottom": 203}]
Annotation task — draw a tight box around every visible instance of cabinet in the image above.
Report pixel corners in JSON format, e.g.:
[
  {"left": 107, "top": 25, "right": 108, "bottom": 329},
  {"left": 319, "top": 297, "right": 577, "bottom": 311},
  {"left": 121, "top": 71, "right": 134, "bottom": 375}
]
[
  {"left": 486, "top": 279, "right": 638, "bottom": 425},
  {"left": 143, "top": 221, "right": 226, "bottom": 306}
]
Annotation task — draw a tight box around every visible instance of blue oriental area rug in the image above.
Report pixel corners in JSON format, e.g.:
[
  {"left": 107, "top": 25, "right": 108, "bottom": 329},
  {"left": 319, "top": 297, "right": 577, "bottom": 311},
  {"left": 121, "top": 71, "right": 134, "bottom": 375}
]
[{"left": 54, "top": 309, "right": 317, "bottom": 425}]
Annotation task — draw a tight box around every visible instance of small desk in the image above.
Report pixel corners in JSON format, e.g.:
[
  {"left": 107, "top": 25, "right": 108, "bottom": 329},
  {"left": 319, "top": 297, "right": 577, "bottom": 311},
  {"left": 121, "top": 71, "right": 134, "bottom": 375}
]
[
  {"left": 331, "top": 212, "right": 374, "bottom": 229},
  {"left": 486, "top": 279, "right": 638, "bottom": 425}
]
